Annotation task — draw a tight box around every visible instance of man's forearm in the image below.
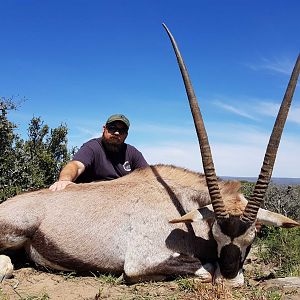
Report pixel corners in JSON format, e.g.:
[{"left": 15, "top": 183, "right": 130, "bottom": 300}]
[
  {"left": 49, "top": 160, "right": 85, "bottom": 191},
  {"left": 59, "top": 162, "right": 79, "bottom": 182}
]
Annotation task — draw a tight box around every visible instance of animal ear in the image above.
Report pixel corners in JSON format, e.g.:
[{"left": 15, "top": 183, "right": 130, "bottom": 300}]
[
  {"left": 256, "top": 208, "right": 300, "bottom": 228},
  {"left": 169, "top": 205, "right": 215, "bottom": 223}
]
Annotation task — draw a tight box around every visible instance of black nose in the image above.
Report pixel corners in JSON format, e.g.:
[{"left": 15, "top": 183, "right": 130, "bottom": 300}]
[{"left": 219, "top": 244, "right": 241, "bottom": 279}]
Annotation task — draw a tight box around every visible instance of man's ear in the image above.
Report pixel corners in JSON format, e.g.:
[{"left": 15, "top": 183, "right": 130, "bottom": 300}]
[
  {"left": 169, "top": 205, "right": 215, "bottom": 223},
  {"left": 257, "top": 208, "right": 300, "bottom": 228}
]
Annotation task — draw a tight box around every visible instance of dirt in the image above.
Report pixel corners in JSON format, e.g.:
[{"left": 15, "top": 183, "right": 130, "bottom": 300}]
[
  {"left": 0, "top": 267, "right": 233, "bottom": 300},
  {"left": 0, "top": 250, "right": 299, "bottom": 300},
  {"left": 1, "top": 267, "right": 300, "bottom": 300}
]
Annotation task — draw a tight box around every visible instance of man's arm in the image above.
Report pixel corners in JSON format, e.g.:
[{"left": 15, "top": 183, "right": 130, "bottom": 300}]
[{"left": 49, "top": 160, "right": 86, "bottom": 191}]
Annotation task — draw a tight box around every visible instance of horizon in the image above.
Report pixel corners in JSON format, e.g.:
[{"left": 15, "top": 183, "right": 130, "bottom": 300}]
[
  {"left": 1, "top": 1, "right": 299, "bottom": 178},
  {"left": 221, "top": 176, "right": 300, "bottom": 184}
]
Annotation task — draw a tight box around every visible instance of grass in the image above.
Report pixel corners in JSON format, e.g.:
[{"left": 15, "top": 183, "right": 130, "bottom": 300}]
[
  {"left": 97, "top": 273, "right": 124, "bottom": 285},
  {"left": 19, "top": 292, "right": 50, "bottom": 300},
  {"left": 255, "top": 227, "right": 300, "bottom": 277},
  {"left": 0, "top": 288, "right": 9, "bottom": 300},
  {"left": 176, "top": 277, "right": 196, "bottom": 292},
  {"left": 0, "top": 271, "right": 293, "bottom": 300},
  {"left": 59, "top": 271, "right": 77, "bottom": 280},
  {"left": 233, "top": 287, "right": 283, "bottom": 300}
]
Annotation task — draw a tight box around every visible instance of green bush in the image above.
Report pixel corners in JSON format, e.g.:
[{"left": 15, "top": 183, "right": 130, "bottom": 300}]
[
  {"left": 241, "top": 181, "right": 300, "bottom": 277},
  {"left": 0, "top": 97, "right": 72, "bottom": 202},
  {"left": 241, "top": 181, "right": 300, "bottom": 222}
]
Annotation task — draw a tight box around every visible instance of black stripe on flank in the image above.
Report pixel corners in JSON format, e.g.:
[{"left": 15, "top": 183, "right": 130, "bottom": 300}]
[{"left": 29, "top": 230, "right": 123, "bottom": 274}]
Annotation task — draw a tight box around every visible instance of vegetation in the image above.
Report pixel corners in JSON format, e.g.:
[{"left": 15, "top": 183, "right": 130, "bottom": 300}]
[
  {"left": 255, "top": 227, "right": 300, "bottom": 277},
  {"left": 97, "top": 273, "right": 124, "bottom": 285},
  {"left": 0, "top": 97, "right": 72, "bottom": 202},
  {"left": 241, "top": 181, "right": 300, "bottom": 221},
  {"left": 241, "top": 181, "right": 300, "bottom": 278}
]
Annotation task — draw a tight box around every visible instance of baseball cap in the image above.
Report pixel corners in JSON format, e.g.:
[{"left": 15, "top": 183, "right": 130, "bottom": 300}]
[{"left": 106, "top": 114, "right": 130, "bottom": 129}]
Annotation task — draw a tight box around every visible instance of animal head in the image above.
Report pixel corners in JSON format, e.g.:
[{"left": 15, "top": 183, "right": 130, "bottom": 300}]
[
  {"left": 163, "top": 23, "right": 300, "bottom": 286},
  {"left": 170, "top": 194, "right": 299, "bottom": 286}
]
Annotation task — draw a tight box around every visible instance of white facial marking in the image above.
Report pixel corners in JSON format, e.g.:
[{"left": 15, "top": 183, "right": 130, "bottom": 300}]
[
  {"left": 232, "top": 225, "right": 256, "bottom": 261},
  {"left": 214, "top": 264, "right": 244, "bottom": 287},
  {"left": 212, "top": 222, "right": 256, "bottom": 262},
  {"left": 211, "top": 223, "right": 231, "bottom": 256}
]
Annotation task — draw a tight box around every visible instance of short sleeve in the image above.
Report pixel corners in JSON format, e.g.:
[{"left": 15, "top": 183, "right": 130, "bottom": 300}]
[
  {"left": 129, "top": 147, "right": 149, "bottom": 170},
  {"left": 72, "top": 142, "right": 95, "bottom": 168}
]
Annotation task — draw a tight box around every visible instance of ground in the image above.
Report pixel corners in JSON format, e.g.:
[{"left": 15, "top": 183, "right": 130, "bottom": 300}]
[
  {"left": 1, "top": 267, "right": 300, "bottom": 300},
  {"left": 0, "top": 250, "right": 299, "bottom": 300}
]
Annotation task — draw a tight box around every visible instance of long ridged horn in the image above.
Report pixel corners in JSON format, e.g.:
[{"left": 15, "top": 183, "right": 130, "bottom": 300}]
[
  {"left": 162, "top": 23, "right": 228, "bottom": 219},
  {"left": 241, "top": 54, "right": 300, "bottom": 223}
]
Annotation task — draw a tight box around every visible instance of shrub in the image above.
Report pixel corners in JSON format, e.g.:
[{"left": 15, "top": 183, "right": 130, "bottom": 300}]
[
  {"left": 0, "top": 97, "right": 72, "bottom": 202},
  {"left": 241, "top": 182, "right": 300, "bottom": 222},
  {"left": 241, "top": 181, "right": 300, "bottom": 277}
]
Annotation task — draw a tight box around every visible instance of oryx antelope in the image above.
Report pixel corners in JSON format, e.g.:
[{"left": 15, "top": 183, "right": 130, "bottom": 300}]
[{"left": 0, "top": 24, "right": 299, "bottom": 286}]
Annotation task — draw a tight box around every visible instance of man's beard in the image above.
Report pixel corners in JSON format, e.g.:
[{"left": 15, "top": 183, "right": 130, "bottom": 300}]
[{"left": 102, "top": 136, "right": 123, "bottom": 153}]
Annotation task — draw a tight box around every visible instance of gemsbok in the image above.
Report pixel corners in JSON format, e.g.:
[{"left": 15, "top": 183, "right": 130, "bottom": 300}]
[{"left": 0, "top": 24, "right": 299, "bottom": 286}]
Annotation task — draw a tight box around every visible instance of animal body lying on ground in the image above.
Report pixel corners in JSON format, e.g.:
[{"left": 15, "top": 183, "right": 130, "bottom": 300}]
[{"left": 0, "top": 24, "right": 299, "bottom": 286}]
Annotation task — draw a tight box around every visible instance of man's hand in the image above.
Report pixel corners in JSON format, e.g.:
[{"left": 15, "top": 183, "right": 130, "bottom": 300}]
[
  {"left": 49, "top": 180, "right": 74, "bottom": 191},
  {"left": 49, "top": 160, "right": 85, "bottom": 192}
]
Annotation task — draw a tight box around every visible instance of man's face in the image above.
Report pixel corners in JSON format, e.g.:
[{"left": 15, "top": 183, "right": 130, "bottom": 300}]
[{"left": 102, "top": 121, "right": 128, "bottom": 152}]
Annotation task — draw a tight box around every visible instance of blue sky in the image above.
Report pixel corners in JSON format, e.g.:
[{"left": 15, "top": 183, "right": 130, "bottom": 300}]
[{"left": 1, "top": 0, "right": 299, "bottom": 177}]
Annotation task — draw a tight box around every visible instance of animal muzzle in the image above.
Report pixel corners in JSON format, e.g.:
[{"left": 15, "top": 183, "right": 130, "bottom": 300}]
[{"left": 218, "top": 244, "right": 242, "bottom": 279}]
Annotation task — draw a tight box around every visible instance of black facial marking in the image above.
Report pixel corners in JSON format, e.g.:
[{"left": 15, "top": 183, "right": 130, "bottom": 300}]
[
  {"left": 219, "top": 244, "right": 241, "bottom": 279},
  {"left": 218, "top": 216, "right": 252, "bottom": 240}
]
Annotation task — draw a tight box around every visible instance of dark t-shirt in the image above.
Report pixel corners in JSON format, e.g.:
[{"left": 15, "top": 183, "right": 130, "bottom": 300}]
[{"left": 72, "top": 138, "right": 148, "bottom": 183}]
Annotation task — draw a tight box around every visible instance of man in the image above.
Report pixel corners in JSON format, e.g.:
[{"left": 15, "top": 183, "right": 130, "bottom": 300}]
[{"left": 49, "top": 114, "right": 148, "bottom": 191}]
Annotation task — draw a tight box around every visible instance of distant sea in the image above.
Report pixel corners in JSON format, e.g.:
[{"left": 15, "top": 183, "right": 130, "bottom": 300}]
[{"left": 221, "top": 176, "right": 300, "bottom": 185}]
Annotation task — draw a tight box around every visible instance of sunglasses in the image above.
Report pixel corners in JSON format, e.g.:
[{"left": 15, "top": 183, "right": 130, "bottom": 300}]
[{"left": 106, "top": 125, "right": 128, "bottom": 135}]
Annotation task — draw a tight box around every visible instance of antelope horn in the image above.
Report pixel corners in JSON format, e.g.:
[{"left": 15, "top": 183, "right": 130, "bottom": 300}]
[
  {"left": 162, "top": 23, "right": 228, "bottom": 219},
  {"left": 241, "top": 54, "right": 300, "bottom": 223}
]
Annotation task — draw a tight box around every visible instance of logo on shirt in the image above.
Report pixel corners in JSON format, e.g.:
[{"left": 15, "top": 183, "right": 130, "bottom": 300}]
[{"left": 123, "top": 161, "right": 131, "bottom": 172}]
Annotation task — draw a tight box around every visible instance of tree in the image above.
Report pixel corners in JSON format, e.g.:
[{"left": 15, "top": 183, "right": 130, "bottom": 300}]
[
  {"left": 0, "top": 97, "right": 72, "bottom": 202},
  {"left": 241, "top": 180, "right": 300, "bottom": 221}
]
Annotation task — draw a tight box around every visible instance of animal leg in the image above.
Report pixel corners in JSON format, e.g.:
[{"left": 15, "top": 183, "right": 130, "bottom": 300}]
[
  {"left": 0, "top": 255, "right": 14, "bottom": 281},
  {"left": 0, "top": 219, "right": 33, "bottom": 279},
  {"left": 0, "top": 221, "right": 29, "bottom": 251},
  {"left": 124, "top": 253, "right": 214, "bottom": 283}
]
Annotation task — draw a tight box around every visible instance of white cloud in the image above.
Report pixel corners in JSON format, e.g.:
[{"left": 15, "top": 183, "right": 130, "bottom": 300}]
[
  {"left": 139, "top": 124, "right": 300, "bottom": 178},
  {"left": 212, "top": 96, "right": 300, "bottom": 126},
  {"left": 256, "top": 101, "right": 280, "bottom": 117},
  {"left": 213, "top": 100, "right": 258, "bottom": 121},
  {"left": 247, "top": 56, "right": 294, "bottom": 75},
  {"left": 254, "top": 101, "right": 300, "bottom": 125},
  {"left": 286, "top": 105, "right": 300, "bottom": 125},
  {"left": 140, "top": 140, "right": 300, "bottom": 178}
]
